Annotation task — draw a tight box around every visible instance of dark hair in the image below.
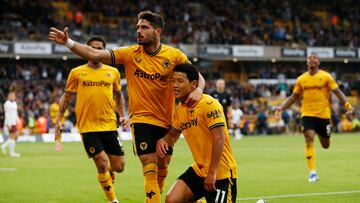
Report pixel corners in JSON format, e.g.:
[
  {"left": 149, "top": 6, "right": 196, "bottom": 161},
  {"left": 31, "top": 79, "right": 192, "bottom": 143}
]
[
  {"left": 138, "top": 10, "right": 164, "bottom": 30},
  {"left": 86, "top": 36, "right": 106, "bottom": 48},
  {"left": 174, "top": 63, "right": 199, "bottom": 82}
]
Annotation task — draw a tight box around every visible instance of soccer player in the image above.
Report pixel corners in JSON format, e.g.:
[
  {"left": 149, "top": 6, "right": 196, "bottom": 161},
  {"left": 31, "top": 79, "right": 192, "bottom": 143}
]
[
  {"left": 157, "top": 63, "right": 237, "bottom": 203},
  {"left": 55, "top": 36, "right": 128, "bottom": 203},
  {"left": 1, "top": 91, "right": 21, "bottom": 157},
  {"left": 210, "top": 79, "right": 232, "bottom": 126},
  {"left": 49, "top": 11, "right": 205, "bottom": 203},
  {"left": 274, "top": 53, "right": 354, "bottom": 182}
]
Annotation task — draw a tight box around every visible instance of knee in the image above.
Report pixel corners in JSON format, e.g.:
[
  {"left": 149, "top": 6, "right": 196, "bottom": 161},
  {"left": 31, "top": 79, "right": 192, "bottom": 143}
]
[
  {"left": 165, "top": 194, "right": 177, "bottom": 203},
  {"left": 112, "top": 161, "right": 125, "bottom": 173},
  {"left": 96, "top": 159, "right": 109, "bottom": 173}
]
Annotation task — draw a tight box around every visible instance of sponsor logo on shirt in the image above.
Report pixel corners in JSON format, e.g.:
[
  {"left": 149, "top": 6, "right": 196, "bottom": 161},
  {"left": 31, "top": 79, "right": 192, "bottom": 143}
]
[
  {"left": 134, "top": 69, "right": 167, "bottom": 82},
  {"left": 82, "top": 80, "right": 111, "bottom": 88}
]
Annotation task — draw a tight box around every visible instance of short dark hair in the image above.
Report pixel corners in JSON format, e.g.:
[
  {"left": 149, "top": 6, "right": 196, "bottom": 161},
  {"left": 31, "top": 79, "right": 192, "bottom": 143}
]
[
  {"left": 86, "top": 36, "right": 106, "bottom": 48},
  {"left": 174, "top": 63, "right": 199, "bottom": 82},
  {"left": 138, "top": 10, "right": 164, "bottom": 30}
]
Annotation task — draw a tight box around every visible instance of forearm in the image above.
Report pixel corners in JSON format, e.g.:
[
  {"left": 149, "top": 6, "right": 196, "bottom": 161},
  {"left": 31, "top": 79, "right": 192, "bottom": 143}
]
[
  {"left": 279, "top": 93, "right": 298, "bottom": 110},
  {"left": 333, "top": 88, "right": 348, "bottom": 104},
  {"left": 114, "top": 91, "right": 126, "bottom": 117},
  {"left": 163, "top": 130, "right": 181, "bottom": 146},
  {"left": 56, "top": 93, "right": 71, "bottom": 123},
  {"left": 197, "top": 73, "right": 206, "bottom": 90},
  {"left": 209, "top": 134, "right": 224, "bottom": 175}
]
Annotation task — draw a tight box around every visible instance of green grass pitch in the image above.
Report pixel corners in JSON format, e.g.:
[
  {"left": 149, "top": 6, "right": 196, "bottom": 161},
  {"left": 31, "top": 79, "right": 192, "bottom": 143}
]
[{"left": 0, "top": 133, "right": 359, "bottom": 203}]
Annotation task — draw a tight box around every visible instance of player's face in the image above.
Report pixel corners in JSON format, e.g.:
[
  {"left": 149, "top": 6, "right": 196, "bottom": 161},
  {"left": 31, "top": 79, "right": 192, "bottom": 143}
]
[
  {"left": 89, "top": 40, "right": 104, "bottom": 65},
  {"left": 8, "top": 92, "right": 16, "bottom": 101},
  {"left": 216, "top": 79, "right": 225, "bottom": 92},
  {"left": 136, "top": 19, "right": 158, "bottom": 45},
  {"left": 307, "top": 54, "right": 320, "bottom": 71},
  {"left": 172, "top": 72, "right": 194, "bottom": 100}
]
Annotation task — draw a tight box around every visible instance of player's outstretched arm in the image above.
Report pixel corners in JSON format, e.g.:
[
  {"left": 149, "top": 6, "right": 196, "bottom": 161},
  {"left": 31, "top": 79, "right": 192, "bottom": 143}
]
[
  {"left": 333, "top": 88, "right": 354, "bottom": 114},
  {"left": 55, "top": 92, "right": 72, "bottom": 142},
  {"left": 274, "top": 93, "right": 300, "bottom": 119},
  {"left": 48, "top": 27, "right": 112, "bottom": 64}
]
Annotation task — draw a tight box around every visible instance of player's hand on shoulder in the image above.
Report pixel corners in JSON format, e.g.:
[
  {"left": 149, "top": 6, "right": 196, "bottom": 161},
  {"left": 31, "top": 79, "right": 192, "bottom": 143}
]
[
  {"left": 156, "top": 138, "right": 168, "bottom": 158},
  {"left": 185, "top": 87, "right": 203, "bottom": 108}
]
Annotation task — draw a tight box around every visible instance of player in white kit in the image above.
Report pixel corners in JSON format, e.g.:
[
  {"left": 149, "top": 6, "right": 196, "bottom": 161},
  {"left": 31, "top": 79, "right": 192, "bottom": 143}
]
[{"left": 1, "top": 92, "right": 21, "bottom": 157}]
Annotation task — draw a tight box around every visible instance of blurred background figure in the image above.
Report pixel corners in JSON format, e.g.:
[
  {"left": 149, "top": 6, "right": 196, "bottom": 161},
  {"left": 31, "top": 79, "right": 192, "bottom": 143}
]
[
  {"left": 210, "top": 79, "right": 232, "bottom": 126},
  {"left": 1, "top": 92, "right": 21, "bottom": 157},
  {"left": 229, "top": 102, "right": 243, "bottom": 140}
]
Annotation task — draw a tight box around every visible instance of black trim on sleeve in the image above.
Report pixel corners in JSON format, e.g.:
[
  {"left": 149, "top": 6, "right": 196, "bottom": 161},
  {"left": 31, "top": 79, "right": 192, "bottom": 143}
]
[
  {"left": 209, "top": 122, "right": 225, "bottom": 130},
  {"left": 170, "top": 125, "right": 182, "bottom": 133},
  {"left": 108, "top": 49, "right": 115, "bottom": 66}
]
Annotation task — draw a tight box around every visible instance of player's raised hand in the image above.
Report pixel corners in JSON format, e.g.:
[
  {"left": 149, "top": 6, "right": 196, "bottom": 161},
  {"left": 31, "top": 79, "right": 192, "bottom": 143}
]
[
  {"left": 48, "top": 27, "right": 69, "bottom": 45},
  {"left": 156, "top": 138, "right": 169, "bottom": 158},
  {"left": 274, "top": 106, "right": 283, "bottom": 120}
]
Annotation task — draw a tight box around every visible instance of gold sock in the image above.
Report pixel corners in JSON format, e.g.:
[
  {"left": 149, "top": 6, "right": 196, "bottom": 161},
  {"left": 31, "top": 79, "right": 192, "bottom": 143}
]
[
  {"left": 157, "top": 167, "right": 168, "bottom": 193},
  {"left": 305, "top": 143, "right": 316, "bottom": 172},
  {"left": 143, "top": 162, "right": 161, "bottom": 203},
  {"left": 98, "top": 172, "right": 117, "bottom": 202}
]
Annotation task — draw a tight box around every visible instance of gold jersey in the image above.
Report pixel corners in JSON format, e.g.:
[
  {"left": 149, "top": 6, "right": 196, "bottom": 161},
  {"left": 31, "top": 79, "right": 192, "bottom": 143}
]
[
  {"left": 65, "top": 64, "right": 121, "bottom": 133},
  {"left": 171, "top": 94, "right": 238, "bottom": 180},
  {"left": 109, "top": 44, "right": 189, "bottom": 128},
  {"left": 293, "top": 69, "right": 338, "bottom": 119}
]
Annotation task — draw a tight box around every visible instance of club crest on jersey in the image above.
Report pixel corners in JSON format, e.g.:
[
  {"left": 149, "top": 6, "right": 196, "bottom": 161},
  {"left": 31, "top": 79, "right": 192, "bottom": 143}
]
[
  {"left": 206, "top": 100, "right": 213, "bottom": 105},
  {"left": 189, "top": 109, "right": 194, "bottom": 117},
  {"left": 135, "top": 57, "right": 142, "bottom": 63},
  {"left": 140, "top": 142, "right": 148, "bottom": 150},
  {"left": 89, "top": 147, "right": 96, "bottom": 154},
  {"left": 105, "top": 73, "right": 111, "bottom": 78},
  {"left": 80, "top": 73, "right": 87, "bottom": 77},
  {"left": 163, "top": 59, "right": 171, "bottom": 69}
]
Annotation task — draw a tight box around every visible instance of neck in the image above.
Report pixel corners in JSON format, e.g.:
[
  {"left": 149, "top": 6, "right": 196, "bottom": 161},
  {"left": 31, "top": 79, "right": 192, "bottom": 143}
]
[
  {"left": 88, "top": 62, "right": 102, "bottom": 69},
  {"left": 308, "top": 67, "right": 319, "bottom": 75},
  {"left": 143, "top": 41, "right": 161, "bottom": 53}
]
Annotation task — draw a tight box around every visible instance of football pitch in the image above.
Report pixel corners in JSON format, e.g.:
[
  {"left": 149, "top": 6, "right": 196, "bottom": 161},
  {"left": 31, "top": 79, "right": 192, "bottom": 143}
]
[{"left": 0, "top": 133, "right": 359, "bottom": 203}]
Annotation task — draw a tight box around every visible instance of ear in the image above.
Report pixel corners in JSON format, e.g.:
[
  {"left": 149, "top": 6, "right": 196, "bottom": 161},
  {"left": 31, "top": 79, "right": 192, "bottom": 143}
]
[
  {"left": 156, "top": 28, "right": 163, "bottom": 35},
  {"left": 190, "top": 80, "right": 198, "bottom": 90}
]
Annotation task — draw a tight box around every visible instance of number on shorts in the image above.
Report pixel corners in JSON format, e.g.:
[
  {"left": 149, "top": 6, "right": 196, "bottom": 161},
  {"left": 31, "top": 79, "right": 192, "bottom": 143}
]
[
  {"left": 326, "top": 124, "right": 331, "bottom": 135},
  {"left": 215, "top": 189, "right": 226, "bottom": 203}
]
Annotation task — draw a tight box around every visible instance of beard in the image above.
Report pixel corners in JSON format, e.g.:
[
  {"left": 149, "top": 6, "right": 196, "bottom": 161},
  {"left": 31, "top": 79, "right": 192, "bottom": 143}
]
[{"left": 137, "top": 32, "right": 157, "bottom": 45}]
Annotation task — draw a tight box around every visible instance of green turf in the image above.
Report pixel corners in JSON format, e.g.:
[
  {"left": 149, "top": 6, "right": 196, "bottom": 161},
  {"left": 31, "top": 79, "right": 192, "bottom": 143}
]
[{"left": 0, "top": 133, "right": 359, "bottom": 203}]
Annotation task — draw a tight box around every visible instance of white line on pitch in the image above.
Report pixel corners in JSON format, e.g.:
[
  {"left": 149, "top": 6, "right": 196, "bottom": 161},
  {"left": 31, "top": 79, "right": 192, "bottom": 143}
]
[
  {"left": 237, "top": 190, "right": 360, "bottom": 201},
  {"left": 0, "top": 168, "right": 17, "bottom": 171}
]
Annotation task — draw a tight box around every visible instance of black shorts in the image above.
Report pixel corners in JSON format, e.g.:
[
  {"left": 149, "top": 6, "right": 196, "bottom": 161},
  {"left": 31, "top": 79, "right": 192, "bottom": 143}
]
[
  {"left": 301, "top": 116, "right": 331, "bottom": 137},
  {"left": 82, "top": 131, "right": 124, "bottom": 158},
  {"left": 131, "top": 123, "right": 173, "bottom": 156},
  {"left": 178, "top": 167, "right": 237, "bottom": 203}
]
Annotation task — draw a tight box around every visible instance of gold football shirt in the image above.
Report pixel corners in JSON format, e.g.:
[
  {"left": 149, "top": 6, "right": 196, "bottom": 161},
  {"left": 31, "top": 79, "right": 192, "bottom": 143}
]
[
  {"left": 171, "top": 94, "right": 238, "bottom": 180},
  {"left": 65, "top": 64, "right": 121, "bottom": 133},
  {"left": 109, "top": 44, "right": 189, "bottom": 128}
]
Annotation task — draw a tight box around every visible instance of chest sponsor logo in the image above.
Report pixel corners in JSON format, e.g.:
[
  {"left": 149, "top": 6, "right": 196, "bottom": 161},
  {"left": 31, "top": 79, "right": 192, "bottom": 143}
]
[
  {"left": 179, "top": 118, "right": 198, "bottom": 130},
  {"left": 82, "top": 80, "right": 111, "bottom": 88},
  {"left": 134, "top": 69, "right": 167, "bottom": 82}
]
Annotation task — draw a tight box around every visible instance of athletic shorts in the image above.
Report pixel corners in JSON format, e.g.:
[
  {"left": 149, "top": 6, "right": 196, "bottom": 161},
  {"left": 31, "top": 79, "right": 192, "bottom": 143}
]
[
  {"left": 178, "top": 167, "right": 237, "bottom": 203},
  {"left": 301, "top": 116, "right": 331, "bottom": 138},
  {"left": 82, "top": 131, "right": 124, "bottom": 158},
  {"left": 131, "top": 123, "right": 173, "bottom": 156}
]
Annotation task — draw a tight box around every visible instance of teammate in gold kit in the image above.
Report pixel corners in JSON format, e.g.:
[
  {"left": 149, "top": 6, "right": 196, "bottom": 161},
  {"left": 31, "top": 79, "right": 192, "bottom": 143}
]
[
  {"left": 49, "top": 11, "right": 205, "bottom": 202},
  {"left": 275, "top": 53, "right": 354, "bottom": 182},
  {"left": 55, "top": 36, "right": 128, "bottom": 203},
  {"left": 157, "top": 63, "right": 237, "bottom": 203}
]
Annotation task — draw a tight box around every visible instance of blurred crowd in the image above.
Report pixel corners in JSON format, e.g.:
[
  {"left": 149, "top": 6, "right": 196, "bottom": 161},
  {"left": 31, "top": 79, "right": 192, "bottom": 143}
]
[
  {"left": 0, "top": 0, "right": 359, "bottom": 47},
  {"left": 1, "top": 61, "right": 359, "bottom": 136}
]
